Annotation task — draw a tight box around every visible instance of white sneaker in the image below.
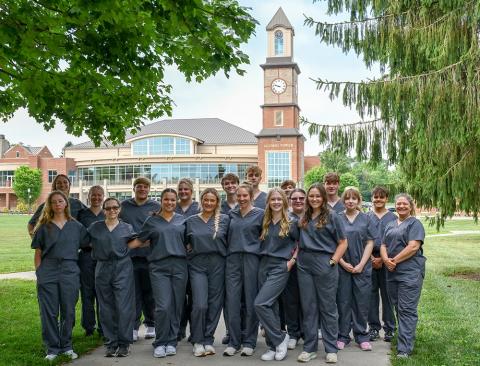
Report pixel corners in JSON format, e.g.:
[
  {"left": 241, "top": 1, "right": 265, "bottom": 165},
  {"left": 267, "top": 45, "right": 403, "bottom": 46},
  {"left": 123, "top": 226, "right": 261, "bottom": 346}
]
[
  {"left": 153, "top": 345, "right": 166, "bottom": 358},
  {"left": 241, "top": 347, "right": 254, "bottom": 356},
  {"left": 204, "top": 345, "right": 216, "bottom": 355},
  {"left": 261, "top": 350, "right": 276, "bottom": 361},
  {"left": 318, "top": 329, "right": 323, "bottom": 339},
  {"left": 223, "top": 346, "right": 239, "bottom": 356},
  {"left": 326, "top": 352, "right": 338, "bottom": 363},
  {"left": 44, "top": 354, "right": 57, "bottom": 361},
  {"left": 133, "top": 329, "right": 138, "bottom": 342},
  {"left": 165, "top": 345, "right": 176, "bottom": 356},
  {"left": 145, "top": 326, "right": 155, "bottom": 339},
  {"left": 275, "top": 334, "right": 289, "bottom": 361},
  {"left": 63, "top": 350, "right": 78, "bottom": 360},
  {"left": 193, "top": 343, "right": 206, "bottom": 357},
  {"left": 287, "top": 337, "right": 297, "bottom": 350},
  {"left": 297, "top": 351, "right": 317, "bottom": 363}
]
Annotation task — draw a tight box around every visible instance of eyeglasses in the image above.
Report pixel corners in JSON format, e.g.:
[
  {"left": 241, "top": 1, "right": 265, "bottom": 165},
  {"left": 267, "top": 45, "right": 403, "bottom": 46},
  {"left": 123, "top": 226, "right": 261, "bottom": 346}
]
[
  {"left": 104, "top": 206, "right": 120, "bottom": 211},
  {"left": 291, "top": 197, "right": 306, "bottom": 201}
]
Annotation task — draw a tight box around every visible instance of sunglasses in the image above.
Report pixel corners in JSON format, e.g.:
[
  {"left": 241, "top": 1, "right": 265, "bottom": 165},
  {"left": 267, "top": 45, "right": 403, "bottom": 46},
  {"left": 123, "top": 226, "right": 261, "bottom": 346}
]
[{"left": 104, "top": 206, "right": 120, "bottom": 211}]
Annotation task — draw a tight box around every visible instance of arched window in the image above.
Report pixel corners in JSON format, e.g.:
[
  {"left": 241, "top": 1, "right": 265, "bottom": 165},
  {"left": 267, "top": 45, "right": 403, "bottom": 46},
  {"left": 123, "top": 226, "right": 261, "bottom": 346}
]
[{"left": 274, "top": 30, "right": 283, "bottom": 56}]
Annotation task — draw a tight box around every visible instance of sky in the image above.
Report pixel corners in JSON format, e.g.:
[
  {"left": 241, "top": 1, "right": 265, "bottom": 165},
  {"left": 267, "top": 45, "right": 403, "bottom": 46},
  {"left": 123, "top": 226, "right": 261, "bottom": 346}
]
[{"left": 0, "top": 0, "right": 380, "bottom": 157}]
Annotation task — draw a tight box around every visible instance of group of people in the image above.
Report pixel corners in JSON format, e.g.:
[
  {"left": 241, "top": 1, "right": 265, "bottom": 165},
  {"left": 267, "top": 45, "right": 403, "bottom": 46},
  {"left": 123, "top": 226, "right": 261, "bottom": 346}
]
[{"left": 29, "top": 166, "right": 426, "bottom": 363}]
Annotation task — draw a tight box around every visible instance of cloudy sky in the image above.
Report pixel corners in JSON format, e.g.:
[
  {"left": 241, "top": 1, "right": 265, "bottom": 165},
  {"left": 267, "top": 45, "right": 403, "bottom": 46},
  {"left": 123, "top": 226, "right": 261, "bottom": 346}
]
[{"left": 1, "top": 0, "right": 380, "bottom": 157}]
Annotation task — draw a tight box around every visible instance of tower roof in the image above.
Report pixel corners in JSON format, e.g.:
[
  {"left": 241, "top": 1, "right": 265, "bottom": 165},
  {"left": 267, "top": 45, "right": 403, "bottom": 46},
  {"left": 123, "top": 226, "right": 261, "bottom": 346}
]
[{"left": 266, "top": 7, "right": 294, "bottom": 32}]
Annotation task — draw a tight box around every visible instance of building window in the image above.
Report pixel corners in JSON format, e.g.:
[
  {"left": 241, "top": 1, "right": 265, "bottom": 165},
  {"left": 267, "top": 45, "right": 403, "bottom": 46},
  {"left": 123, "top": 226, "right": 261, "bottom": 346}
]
[
  {"left": 0, "top": 171, "right": 14, "bottom": 187},
  {"left": 132, "top": 136, "right": 191, "bottom": 156},
  {"left": 274, "top": 30, "right": 284, "bottom": 56},
  {"left": 274, "top": 111, "right": 284, "bottom": 126},
  {"left": 266, "top": 151, "right": 291, "bottom": 188},
  {"left": 15, "top": 151, "right": 20, "bottom": 158},
  {"left": 48, "top": 170, "right": 57, "bottom": 183}
]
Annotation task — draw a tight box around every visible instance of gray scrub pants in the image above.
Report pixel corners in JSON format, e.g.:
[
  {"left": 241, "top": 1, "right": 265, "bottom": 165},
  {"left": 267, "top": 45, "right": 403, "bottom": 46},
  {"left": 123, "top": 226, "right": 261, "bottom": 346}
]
[
  {"left": 132, "top": 257, "right": 155, "bottom": 330},
  {"left": 188, "top": 253, "right": 225, "bottom": 345},
  {"left": 255, "top": 256, "right": 290, "bottom": 349},
  {"left": 78, "top": 250, "right": 101, "bottom": 334},
  {"left": 149, "top": 257, "right": 188, "bottom": 348},
  {"left": 225, "top": 252, "right": 259, "bottom": 349},
  {"left": 297, "top": 251, "right": 339, "bottom": 354},
  {"left": 36, "top": 259, "right": 80, "bottom": 355},
  {"left": 387, "top": 265, "right": 425, "bottom": 354},
  {"left": 96, "top": 257, "right": 135, "bottom": 347},
  {"left": 337, "top": 266, "right": 371, "bottom": 344},
  {"left": 368, "top": 265, "right": 395, "bottom": 332},
  {"left": 281, "top": 266, "right": 302, "bottom": 340}
]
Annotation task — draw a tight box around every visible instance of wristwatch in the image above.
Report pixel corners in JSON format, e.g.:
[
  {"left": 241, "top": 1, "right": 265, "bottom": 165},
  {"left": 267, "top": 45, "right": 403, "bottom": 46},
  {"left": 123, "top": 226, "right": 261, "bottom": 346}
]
[{"left": 329, "top": 258, "right": 337, "bottom": 267}]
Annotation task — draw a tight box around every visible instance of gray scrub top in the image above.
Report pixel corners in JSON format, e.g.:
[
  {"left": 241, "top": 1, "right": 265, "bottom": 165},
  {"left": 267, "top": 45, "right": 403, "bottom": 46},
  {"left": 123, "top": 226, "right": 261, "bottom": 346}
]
[
  {"left": 253, "top": 191, "right": 267, "bottom": 210},
  {"left": 87, "top": 221, "right": 136, "bottom": 260},
  {"left": 29, "top": 197, "right": 87, "bottom": 227},
  {"left": 119, "top": 198, "right": 160, "bottom": 257},
  {"left": 221, "top": 200, "right": 237, "bottom": 215},
  {"left": 227, "top": 207, "right": 264, "bottom": 255},
  {"left": 175, "top": 201, "right": 200, "bottom": 218},
  {"left": 78, "top": 208, "right": 105, "bottom": 228},
  {"left": 259, "top": 216, "right": 300, "bottom": 259},
  {"left": 339, "top": 212, "right": 377, "bottom": 266},
  {"left": 382, "top": 216, "right": 426, "bottom": 274},
  {"left": 367, "top": 211, "right": 397, "bottom": 256},
  {"left": 139, "top": 213, "right": 187, "bottom": 261},
  {"left": 186, "top": 214, "right": 230, "bottom": 257},
  {"left": 299, "top": 211, "right": 346, "bottom": 254},
  {"left": 329, "top": 200, "right": 345, "bottom": 213},
  {"left": 31, "top": 220, "right": 89, "bottom": 260}
]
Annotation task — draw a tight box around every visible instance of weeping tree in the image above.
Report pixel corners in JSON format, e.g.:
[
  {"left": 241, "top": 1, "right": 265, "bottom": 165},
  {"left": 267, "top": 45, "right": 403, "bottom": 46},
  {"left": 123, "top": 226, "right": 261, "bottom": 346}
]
[{"left": 302, "top": 0, "right": 480, "bottom": 221}]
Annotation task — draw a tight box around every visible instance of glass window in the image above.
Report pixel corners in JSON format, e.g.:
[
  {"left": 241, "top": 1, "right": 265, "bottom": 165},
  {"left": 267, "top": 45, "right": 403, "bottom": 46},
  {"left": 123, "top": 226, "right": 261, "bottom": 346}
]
[
  {"left": 132, "top": 139, "right": 148, "bottom": 156},
  {"left": 275, "top": 111, "right": 284, "bottom": 126},
  {"left": 274, "top": 30, "right": 283, "bottom": 56},
  {"left": 266, "top": 151, "right": 291, "bottom": 188},
  {"left": 132, "top": 136, "right": 191, "bottom": 156},
  {"left": 48, "top": 170, "right": 58, "bottom": 183},
  {"left": 0, "top": 171, "right": 14, "bottom": 187}
]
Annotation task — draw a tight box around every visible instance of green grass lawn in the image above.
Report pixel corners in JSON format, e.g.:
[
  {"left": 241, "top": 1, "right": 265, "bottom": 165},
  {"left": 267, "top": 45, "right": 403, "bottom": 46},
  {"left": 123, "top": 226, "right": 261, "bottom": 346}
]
[{"left": 0, "top": 215, "right": 32, "bottom": 273}]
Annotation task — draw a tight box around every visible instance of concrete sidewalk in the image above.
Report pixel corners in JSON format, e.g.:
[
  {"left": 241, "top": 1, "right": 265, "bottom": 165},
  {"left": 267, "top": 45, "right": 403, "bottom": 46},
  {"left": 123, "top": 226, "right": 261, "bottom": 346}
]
[
  {"left": 0, "top": 271, "right": 36, "bottom": 280},
  {"left": 71, "top": 322, "right": 391, "bottom": 366}
]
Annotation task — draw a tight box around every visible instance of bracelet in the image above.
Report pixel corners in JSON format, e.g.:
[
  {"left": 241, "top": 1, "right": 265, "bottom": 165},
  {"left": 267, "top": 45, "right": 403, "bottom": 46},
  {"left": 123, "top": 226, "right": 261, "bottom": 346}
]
[{"left": 290, "top": 257, "right": 297, "bottom": 263}]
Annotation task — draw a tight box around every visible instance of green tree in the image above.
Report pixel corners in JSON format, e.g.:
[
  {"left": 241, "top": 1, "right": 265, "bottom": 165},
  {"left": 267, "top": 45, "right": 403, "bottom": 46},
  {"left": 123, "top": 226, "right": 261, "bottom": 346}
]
[
  {"left": 302, "top": 1, "right": 480, "bottom": 219},
  {"left": 12, "top": 166, "right": 42, "bottom": 206},
  {"left": 351, "top": 161, "right": 397, "bottom": 201},
  {"left": 319, "top": 150, "right": 352, "bottom": 174},
  {"left": 339, "top": 172, "right": 359, "bottom": 194},
  {"left": 0, "top": 1, "right": 256, "bottom": 145},
  {"left": 304, "top": 165, "right": 327, "bottom": 189}
]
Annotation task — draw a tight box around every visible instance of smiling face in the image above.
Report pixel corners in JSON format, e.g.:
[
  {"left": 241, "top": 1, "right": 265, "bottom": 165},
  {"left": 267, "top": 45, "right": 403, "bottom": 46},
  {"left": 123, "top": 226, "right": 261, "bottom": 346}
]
[
  {"left": 201, "top": 192, "right": 218, "bottom": 214},
  {"left": 178, "top": 183, "right": 192, "bottom": 201},
  {"left": 269, "top": 191, "right": 284, "bottom": 213},
  {"left": 395, "top": 196, "right": 412, "bottom": 219},
  {"left": 161, "top": 192, "right": 177, "bottom": 213},
  {"left": 89, "top": 188, "right": 104, "bottom": 209},
  {"left": 134, "top": 183, "right": 150, "bottom": 201},
  {"left": 54, "top": 176, "right": 70, "bottom": 195},
  {"left": 50, "top": 193, "right": 67, "bottom": 215},
  {"left": 222, "top": 178, "right": 238, "bottom": 195},
  {"left": 344, "top": 193, "right": 360, "bottom": 211},
  {"left": 246, "top": 172, "right": 261, "bottom": 188},
  {"left": 103, "top": 199, "right": 120, "bottom": 220},
  {"left": 324, "top": 180, "right": 339, "bottom": 197},
  {"left": 307, "top": 187, "right": 324, "bottom": 211},
  {"left": 236, "top": 187, "right": 252, "bottom": 209},
  {"left": 372, "top": 193, "right": 388, "bottom": 210},
  {"left": 290, "top": 191, "right": 306, "bottom": 215}
]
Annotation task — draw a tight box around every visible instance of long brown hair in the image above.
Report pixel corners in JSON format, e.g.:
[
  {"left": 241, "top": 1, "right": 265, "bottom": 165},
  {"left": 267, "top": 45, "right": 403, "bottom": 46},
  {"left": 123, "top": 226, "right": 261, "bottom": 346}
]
[
  {"left": 260, "top": 188, "right": 291, "bottom": 240},
  {"left": 51, "top": 174, "right": 71, "bottom": 194},
  {"left": 34, "top": 190, "right": 73, "bottom": 233},
  {"left": 341, "top": 186, "right": 363, "bottom": 211},
  {"left": 300, "top": 183, "right": 330, "bottom": 229},
  {"left": 199, "top": 188, "right": 221, "bottom": 239},
  {"left": 156, "top": 188, "right": 177, "bottom": 215}
]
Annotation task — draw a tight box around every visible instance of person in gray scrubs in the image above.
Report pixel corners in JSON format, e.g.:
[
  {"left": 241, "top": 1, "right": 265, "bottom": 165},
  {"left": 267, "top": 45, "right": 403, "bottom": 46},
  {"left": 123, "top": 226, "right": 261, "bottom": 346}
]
[
  {"left": 324, "top": 172, "right": 345, "bottom": 213},
  {"left": 175, "top": 178, "right": 200, "bottom": 341},
  {"left": 297, "top": 183, "right": 348, "bottom": 364},
  {"left": 381, "top": 193, "right": 426, "bottom": 359},
  {"left": 245, "top": 165, "right": 267, "bottom": 209},
  {"left": 336, "top": 187, "right": 376, "bottom": 351},
  {"left": 138, "top": 188, "right": 188, "bottom": 359},
  {"left": 186, "top": 188, "right": 230, "bottom": 357},
  {"left": 31, "top": 191, "right": 89, "bottom": 362},
  {"left": 119, "top": 177, "right": 160, "bottom": 341},
  {"left": 77, "top": 185, "right": 105, "bottom": 337},
  {"left": 255, "top": 188, "right": 299, "bottom": 361},
  {"left": 88, "top": 197, "right": 139, "bottom": 357},
  {"left": 367, "top": 186, "right": 397, "bottom": 342},
  {"left": 28, "top": 174, "right": 87, "bottom": 236},
  {"left": 223, "top": 183, "right": 264, "bottom": 357}
]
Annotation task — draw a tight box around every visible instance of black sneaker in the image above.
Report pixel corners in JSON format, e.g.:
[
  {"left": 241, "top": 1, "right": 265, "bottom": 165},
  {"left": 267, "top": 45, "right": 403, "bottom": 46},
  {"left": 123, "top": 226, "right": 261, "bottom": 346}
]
[
  {"left": 369, "top": 329, "right": 380, "bottom": 341},
  {"left": 117, "top": 345, "right": 130, "bottom": 357},
  {"left": 105, "top": 346, "right": 118, "bottom": 357},
  {"left": 384, "top": 330, "right": 394, "bottom": 342}
]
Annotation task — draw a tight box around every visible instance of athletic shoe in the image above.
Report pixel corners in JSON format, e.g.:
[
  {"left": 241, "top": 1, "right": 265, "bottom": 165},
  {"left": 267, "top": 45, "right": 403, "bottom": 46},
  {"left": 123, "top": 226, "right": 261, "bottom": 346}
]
[
  {"left": 397, "top": 352, "right": 409, "bottom": 359},
  {"left": 44, "top": 354, "right": 57, "bottom": 361},
  {"left": 326, "top": 352, "right": 338, "bottom": 363},
  {"left": 63, "top": 350, "right": 78, "bottom": 360},
  {"left": 222, "top": 334, "right": 230, "bottom": 344},
  {"left": 261, "top": 350, "right": 276, "bottom": 361},
  {"left": 145, "top": 326, "right": 155, "bottom": 339},
  {"left": 153, "top": 346, "right": 166, "bottom": 358},
  {"left": 117, "top": 345, "right": 129, "bottom": 357},
  {"left": 297, "top": 351, "right": 317, "bottom": 363},
  {"left": 223, "top": 346, "right": 239, "bottom": 356},
  {"left": 384, "top": 330, "right": 394, "bottom": 342},
  {"left": 204, "top": 345, "right": 216, "bottom": 355},
  {"left": 241, "top": 347, "right": 254, "bottom": 356},
  {"left": 318, "top": 329, "right": 323, "bottom": 339},
  {"left": 360, "top": 342, "right": 372, "bottom": 351},
  {"left": 105, "top": 346, "right": 118, "bottom": 357},
  {"left": 287, "top": 338, "right": 297, "bottom": 350},
  {"left": 193, "top": 343, "right": 206, "bottom": 357},
  {"left": 336, "top": 341, "right": 345, "bottom": 350},
  {"left": 275, "top": 334, "right": 289, "bottom": 361},
  {"left": 133, "top": 329, "right": 138, "bottom": 342},
  {"left": 166, "top": 345, "right": 176, "bottom": 356},
  {"left": 369, "top": 329, "right": 380, "bottom": 341}
]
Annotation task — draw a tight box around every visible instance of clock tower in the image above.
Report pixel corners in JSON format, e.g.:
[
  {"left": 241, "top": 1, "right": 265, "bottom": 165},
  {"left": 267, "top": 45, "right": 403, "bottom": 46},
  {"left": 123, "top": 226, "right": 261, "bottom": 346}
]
[{"left": 257, "top": 7, "right": 304, "bottom": 187}]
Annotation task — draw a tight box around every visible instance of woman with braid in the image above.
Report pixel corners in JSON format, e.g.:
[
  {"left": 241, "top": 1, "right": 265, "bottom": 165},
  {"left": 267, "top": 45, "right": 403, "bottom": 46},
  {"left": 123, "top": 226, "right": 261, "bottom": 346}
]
[{"left": 185, "top": 188, "right": 230, "bottom": 357}]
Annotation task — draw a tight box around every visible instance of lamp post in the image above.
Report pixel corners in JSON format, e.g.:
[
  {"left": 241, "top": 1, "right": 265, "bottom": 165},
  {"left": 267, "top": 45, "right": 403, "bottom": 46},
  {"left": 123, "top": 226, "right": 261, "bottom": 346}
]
[{"left": 27, "top": 187, "right": 31, "bottom": 213}]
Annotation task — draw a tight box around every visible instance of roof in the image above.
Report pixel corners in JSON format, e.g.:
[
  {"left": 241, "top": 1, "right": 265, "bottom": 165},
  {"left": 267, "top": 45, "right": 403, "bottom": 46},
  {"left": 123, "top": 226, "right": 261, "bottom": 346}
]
[
  {"left": 67, "top": 118, "right": 258, "bottom": 149},
  {"left": 25, "top": 146, "right": 44, "bottom": 155},
  {"left": 256, "top": 128, "right": 304, "bottom": 138},
  {"left": 266, "top": 7, "right": 294, "bottom": 32}
]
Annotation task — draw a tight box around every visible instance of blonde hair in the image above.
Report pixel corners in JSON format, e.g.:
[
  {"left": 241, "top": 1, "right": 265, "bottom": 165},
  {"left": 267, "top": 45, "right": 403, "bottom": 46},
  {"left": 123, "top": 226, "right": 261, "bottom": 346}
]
[
  {"left": 177, "top": 178, "right": 194, "bottom": 192},
  {"left": 395, "top": 193, "right": 416, "bottom": 216},
  {"left": 87, "top": 185, "right": 105, "bottom": 205},
  {"left": 236, "top": 182, "right": 254, "bottom": 199},
  {"left": 341, "top": 186, "right": 363, "bottom": 211},
  {"left": 260, "top": 188, "right": 291, "bottom": 240},
  {"left": 34, "top": 191, "right": 73, "bottom": 233},
  {"left": 199, "top": 188, "right": 221, "bottom": 239}
]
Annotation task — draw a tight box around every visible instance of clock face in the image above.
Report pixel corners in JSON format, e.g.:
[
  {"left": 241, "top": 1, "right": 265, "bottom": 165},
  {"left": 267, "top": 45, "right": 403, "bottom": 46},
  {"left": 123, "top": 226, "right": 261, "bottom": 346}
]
[{"left": 271, "top": 78, "right": 287, "bottom": 94}]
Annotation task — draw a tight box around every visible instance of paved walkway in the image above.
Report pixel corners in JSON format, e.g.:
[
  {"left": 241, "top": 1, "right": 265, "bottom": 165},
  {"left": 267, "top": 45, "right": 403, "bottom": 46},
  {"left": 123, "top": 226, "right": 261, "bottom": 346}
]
[{"left": 0, "top": 271, "right": 36, "bottom": 280}]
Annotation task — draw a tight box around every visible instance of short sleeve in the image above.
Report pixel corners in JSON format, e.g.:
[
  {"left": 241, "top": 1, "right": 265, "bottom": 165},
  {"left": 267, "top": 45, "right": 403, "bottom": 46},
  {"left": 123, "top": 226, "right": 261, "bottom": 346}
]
[
  {"left": 331, "top": 212, "right": 346, "bottom": 242},
  {"left": 407, "top": 219, "right": 425, "bottom": 244},
  {"left": 29, "top": 203, "right": 44, "bottom": 226},
  {"left": 31, "top": 226, "right": 44, "bottom": 249}
]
